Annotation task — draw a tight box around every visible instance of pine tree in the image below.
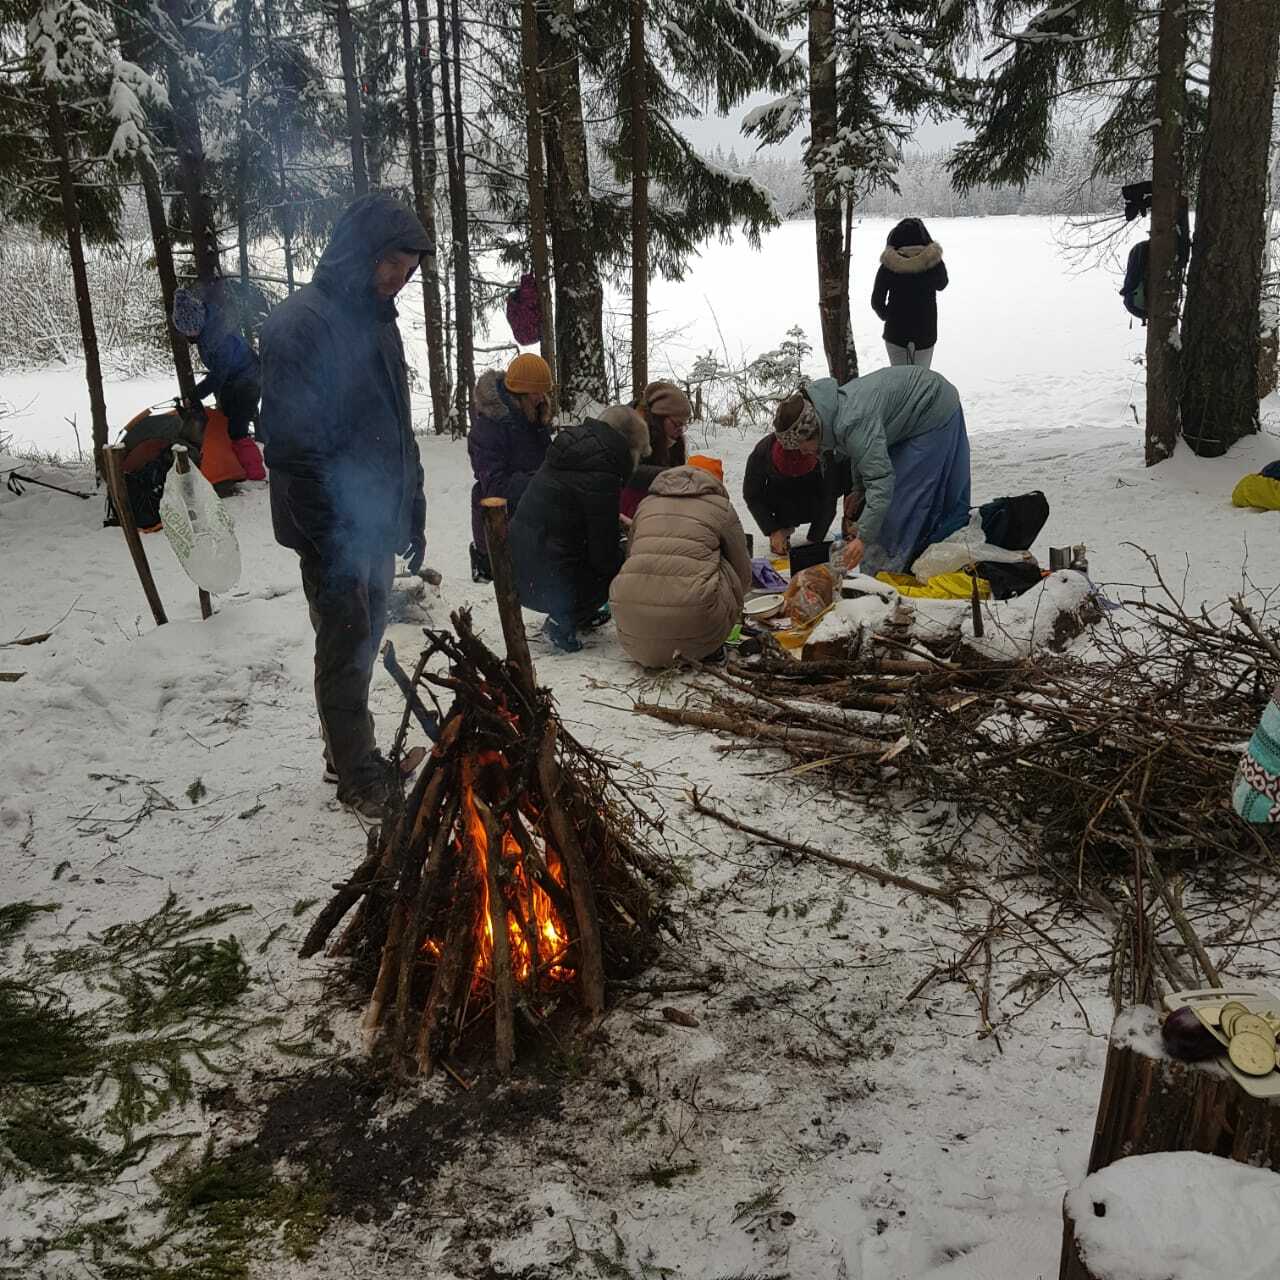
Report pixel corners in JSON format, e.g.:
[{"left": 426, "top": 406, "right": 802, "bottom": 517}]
[
  {"left": 944, "top": 0, "right": 1213, "bottom": 466},
  {"left": 1145, "top": 0, "right": 1189, "bottom": 465},
  {"left": 7, "top": 0, "right": 163, "bottom": 470},
  {"left": 438, "top": 0, "right": 475, "bottom": 421},
  {"left": 746, "top": 0, "right": 964, "bottom": 381},
  {"left": 334, "top": 0, "right": 370, "bottom": 193},
  {"left": 540, "top": 0, "right": 608, "bottom": 410},
  {"left": 1180, "top": 0, "right": 1280, "bottom": 456},
  {"left": 628, "top": 0, "right": 648, "bottom": 397},
  {"left": 520, "top": 0, "right": 556, "bottom": 371},
  {"left": 401, "top": 0, "right": 450, "bottom": 430}
]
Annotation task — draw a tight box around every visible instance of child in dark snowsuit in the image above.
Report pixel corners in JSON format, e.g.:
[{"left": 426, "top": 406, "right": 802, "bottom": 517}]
[{"left": 172, "top": 285, "right": 265, "bottom": 480}]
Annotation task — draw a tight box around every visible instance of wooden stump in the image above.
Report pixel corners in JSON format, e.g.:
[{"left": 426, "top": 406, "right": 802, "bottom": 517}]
[
  {"left": 1058, "top": 1198, "right": 1096, "bottom": 1280},
  {"left": 1060, "top": 1150, "right": 1280, "bottom": 1280},
  {"left": 1084, "top": 1007, "right": 1280, "bottom": 1173},
  {"left": 1059, "top": 1007, "right": 1280, "bottom": 1277}
]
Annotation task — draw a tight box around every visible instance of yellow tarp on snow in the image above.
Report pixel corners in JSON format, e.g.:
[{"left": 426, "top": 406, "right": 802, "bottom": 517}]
[
  {"left": 876, "top": 571, "right": 992, "bottom": 600},
  {"left": 1232, "top": 473, "right": 1280, "bottom": 511}
]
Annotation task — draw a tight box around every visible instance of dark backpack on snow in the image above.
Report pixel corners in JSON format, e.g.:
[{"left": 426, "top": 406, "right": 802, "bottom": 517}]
[{"left": 978, "top": 491, "right": 1049, "bottom": 552}]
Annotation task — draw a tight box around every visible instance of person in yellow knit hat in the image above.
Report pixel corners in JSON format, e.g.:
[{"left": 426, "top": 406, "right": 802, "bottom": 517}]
[{"left": 468, "top": 352, "right": 555, "bottom": 580}]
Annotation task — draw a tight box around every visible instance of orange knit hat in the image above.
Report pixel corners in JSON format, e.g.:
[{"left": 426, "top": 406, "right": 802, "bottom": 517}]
[
  {"left": 687, "top": 455, "right": 724, "bottom": 484},
  {"left": 505, "top": 352, "right": 553, "bottom": 395}
]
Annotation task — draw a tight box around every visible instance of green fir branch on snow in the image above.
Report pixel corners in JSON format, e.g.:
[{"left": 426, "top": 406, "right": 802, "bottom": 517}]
[{"left": 0, "top": 900, "right": 59, "bottom": 950}]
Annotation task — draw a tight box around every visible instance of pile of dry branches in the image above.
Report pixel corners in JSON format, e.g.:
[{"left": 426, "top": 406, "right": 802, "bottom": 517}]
[{"left": 638, "top": 577, "right": 1280, "bottom": 894}]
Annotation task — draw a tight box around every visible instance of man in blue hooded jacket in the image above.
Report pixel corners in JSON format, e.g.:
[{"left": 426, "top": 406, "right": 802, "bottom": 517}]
[{"left": 260, "top": 193, "right": 433, "bottom": 818}]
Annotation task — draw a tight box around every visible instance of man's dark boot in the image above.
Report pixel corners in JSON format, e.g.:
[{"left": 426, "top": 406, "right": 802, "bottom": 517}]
[{"left": 543, "top": 616, "right": 583, "bottom": 653}]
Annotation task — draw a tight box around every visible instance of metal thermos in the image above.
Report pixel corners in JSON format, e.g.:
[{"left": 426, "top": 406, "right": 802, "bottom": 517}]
[{"left": 1049, "top": 544, "right": 1088, "bottom": 573}]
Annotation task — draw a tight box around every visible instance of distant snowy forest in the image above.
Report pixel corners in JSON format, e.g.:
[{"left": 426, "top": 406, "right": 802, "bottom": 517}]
[{"left": 711, "top": 131, "right": 1128, "bottom": 220}]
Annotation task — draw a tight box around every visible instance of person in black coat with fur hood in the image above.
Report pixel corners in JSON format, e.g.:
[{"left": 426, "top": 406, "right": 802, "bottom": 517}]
[
  {"left": 870, "top": 217, "right": 948, "bottom": 369},
  {"left": 509, "top": 406, "right": 651, "bottom": 653}
]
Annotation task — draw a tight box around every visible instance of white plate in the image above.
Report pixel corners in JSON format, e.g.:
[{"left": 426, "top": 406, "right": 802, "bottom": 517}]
[{"left": 744, "top": 593, "right": 785, "bottom": 620}]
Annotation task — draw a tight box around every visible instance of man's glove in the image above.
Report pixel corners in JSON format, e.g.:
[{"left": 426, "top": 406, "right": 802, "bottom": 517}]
[{"left": 403, "top": 531, "right": 426, "bottom": 575}]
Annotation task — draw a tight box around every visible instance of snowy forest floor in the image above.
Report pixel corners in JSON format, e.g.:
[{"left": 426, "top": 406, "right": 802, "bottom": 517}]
[
  {"left": 3, "top": 410, "right": 1280, "bottom": 1280},
  {"left": 3, "top": 215, "right": 1280, "bottom": 1279}
]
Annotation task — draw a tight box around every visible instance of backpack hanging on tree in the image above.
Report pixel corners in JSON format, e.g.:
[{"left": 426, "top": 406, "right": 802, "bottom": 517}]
[
  {"left": 505, "top": 273, "right": 542, "bottom": 346},
  {"left": 1121, "top": 240, "right": 1149, "bottom": 322}
]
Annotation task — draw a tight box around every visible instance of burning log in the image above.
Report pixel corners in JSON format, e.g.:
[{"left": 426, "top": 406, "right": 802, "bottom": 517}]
[{"left": 305, "top": 504, "right": 668, "bottom": 1079}]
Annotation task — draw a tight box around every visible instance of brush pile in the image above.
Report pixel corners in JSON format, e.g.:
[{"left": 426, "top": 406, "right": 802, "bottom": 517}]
[{"left": 639, "top": 575, "right": 1280, "bottom": 887}]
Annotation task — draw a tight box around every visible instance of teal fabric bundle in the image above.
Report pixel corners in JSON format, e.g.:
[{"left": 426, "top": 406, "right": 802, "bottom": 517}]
[{"left": 1233, "top": 681, "right": 1280, "bottom": 823}]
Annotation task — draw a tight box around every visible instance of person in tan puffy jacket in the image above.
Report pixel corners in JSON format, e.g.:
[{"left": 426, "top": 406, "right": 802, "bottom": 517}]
[{"left": 610, "top": 455, "right": 752, "bottom": 668}]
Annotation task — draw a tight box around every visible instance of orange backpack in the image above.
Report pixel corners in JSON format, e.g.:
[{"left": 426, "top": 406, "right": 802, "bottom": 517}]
[{"left": 114, "top": 403, "right": 246, "bottom": 531}]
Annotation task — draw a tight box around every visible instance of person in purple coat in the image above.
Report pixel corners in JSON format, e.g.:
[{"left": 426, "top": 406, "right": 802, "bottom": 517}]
[{"left": 468, "top": 353, "right": 554, "bottom": 581}]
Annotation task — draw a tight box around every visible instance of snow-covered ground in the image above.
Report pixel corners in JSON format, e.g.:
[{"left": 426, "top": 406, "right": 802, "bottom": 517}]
[{"left": 2, "top": 217, "right": 1279, "bottom": 1279}]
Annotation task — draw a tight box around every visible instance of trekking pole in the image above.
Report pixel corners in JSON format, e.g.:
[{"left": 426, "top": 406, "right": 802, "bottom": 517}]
[
  {"left": 171, "top": 447, "right": 213, "bottom": 620},
  {"left": 5, "top": 472, "right": 93, "bottom": 500},
  {"left": 101, "top": 444, "right": 168, "bottom": 628}
]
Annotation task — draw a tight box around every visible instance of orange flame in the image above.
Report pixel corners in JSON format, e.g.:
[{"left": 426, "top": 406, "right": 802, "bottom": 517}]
[{"left": 441, "top": 760, "right": 575, "bottom": 992}]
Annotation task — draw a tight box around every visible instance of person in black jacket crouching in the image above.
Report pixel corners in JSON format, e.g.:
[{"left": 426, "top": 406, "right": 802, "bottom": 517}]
[
  {"left": 742, "top": 434, "right": 853, "bottom": 556},
  {"left": 870, "top": 217, "right": 948, "bottom": 369},
  {"left": 509, "top": 406, "right": 651, "bottom": 653},
  {"left": 260, "top": 193, "right": 432, "bottom": 819}
]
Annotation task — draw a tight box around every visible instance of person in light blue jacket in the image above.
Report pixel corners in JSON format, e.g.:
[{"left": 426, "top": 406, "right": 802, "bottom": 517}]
[{"left": 772, "top": 366, "right": 970, "bottom": 576}]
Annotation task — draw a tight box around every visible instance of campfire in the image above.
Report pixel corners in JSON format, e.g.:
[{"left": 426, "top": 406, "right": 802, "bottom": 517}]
[{"left": 303, "top": 502, "right": 668, "bottom": 1079}]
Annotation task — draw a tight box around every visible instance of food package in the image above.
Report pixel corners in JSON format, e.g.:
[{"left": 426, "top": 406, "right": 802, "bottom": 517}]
[{"left": 782, "top": 564, "right": 835, "bottom": 624}]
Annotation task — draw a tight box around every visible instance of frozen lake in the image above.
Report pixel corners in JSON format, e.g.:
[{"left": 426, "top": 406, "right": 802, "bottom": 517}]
[{"left": 3, "top": 214, "right": 1150, "bottom": 458}]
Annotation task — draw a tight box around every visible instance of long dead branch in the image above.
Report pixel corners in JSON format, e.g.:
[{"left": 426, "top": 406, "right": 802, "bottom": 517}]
[{"left": 690, "top": 790, "right": 961, "bottom": 903}]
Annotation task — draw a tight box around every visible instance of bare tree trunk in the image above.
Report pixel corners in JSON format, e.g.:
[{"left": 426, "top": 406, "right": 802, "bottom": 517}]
[
  {"left": 450, "top": 0, "right": 473, "bottom": 414},
  {"left": 277, "top": 132, "right": 296, "bottom": 292},
  {"left": 235, "top": 0, "right": 253, "bottom": 327},
  {"left": 110, "top": 8, "right": 197, "bottom": 399},
  {"left": 540, "top": 0, "right": 607, "bottom": 412},
  {"left": 335, "top": 0, "right": 370, "bottom": 196},
  {"left": 629, "top": 0, "right": 648, "bottom": 399},
  {"left": 520, "top": 0, "right": 556, "bottom": 375},
  {"left": 809, "top": 0, "right": 855, "bottom": 382},
  {"left": 45, "top": 86, "right": 110, "bottom": 478},
  {"left": 139, "top": 158, "right": 199, "bottom": 402},
  {"left": 163, "top": 0, "right": 220, "bottom": 283},
  {"left": 438, "top": 0, "right": 474, "bottom": 423},
  {"left": 838, "top": 190, "right": 855, "bottom": 381},
  {"left": 403, "top": 0, "right": 450, "bottom": 432},
  {"left": 1181, "top": 0, "right": 1280, "bottom": 456},
  {"left": 1145, "top": 0, "right": 1188, "bottom": 466},
  {"left": 1260, "top": 117, "right": 1280, "bottom": 399}
]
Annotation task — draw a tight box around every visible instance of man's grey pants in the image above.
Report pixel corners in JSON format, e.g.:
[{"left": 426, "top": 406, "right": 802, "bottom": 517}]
[
  {"left": 298, "top": 551, "right": 395, "bottom": 791},
  {"left": 885, "top": 341, "right": 934, "bottom": 369}
]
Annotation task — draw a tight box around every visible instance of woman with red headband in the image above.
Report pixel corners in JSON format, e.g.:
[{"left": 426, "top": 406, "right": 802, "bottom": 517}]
[{"left": 742, "top": 432, "right": 853, "bottom": 557}]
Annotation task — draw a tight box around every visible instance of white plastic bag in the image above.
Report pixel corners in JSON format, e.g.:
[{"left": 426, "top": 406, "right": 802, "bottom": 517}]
[
  {"left": 159, "top": 449, "right": 242, "bottom": 594},
  {"left": 910, "top": 511, "right": 1031, "bottom": 581}
]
